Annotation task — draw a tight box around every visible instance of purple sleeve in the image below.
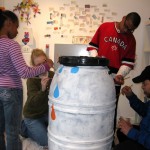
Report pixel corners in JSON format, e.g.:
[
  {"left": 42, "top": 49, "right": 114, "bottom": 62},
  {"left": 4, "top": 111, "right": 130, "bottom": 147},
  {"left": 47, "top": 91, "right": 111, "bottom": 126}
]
[
  {"left": 43, "top": 62, "right": 50, "bottom": 71},
  {"left": 9, "top": 42, "right": 48, "bottom": 78}
]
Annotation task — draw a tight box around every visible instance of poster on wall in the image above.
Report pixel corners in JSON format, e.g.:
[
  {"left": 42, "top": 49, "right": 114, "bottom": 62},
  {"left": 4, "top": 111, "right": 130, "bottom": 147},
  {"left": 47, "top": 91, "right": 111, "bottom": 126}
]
[
  {"left": 14, "top": 28, "right": 33, "bottom": 53},
  {"left": 15, "top": 28, "right": 33, "bottom": 46},
  {"left": 10, "top": 0, "right": 118, "bottom": 45},
  {"left": 44, "top": 0, "right": 118, "bottom": 43}
]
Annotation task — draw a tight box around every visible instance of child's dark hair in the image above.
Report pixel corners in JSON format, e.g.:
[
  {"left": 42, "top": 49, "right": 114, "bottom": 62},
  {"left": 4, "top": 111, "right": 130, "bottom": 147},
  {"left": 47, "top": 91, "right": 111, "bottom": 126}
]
[
  {"left": 126, "top": 12, "right": 141, "bottom": 28},
  {"left": 0, "top": 9, "right": 18, "bottom": 30}
]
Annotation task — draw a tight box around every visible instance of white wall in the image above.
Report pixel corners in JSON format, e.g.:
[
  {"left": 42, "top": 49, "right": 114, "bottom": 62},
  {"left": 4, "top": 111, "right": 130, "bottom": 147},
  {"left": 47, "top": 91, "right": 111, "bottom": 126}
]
[{"left": 3, "top": 0, "right": 150, "bottom": 123}]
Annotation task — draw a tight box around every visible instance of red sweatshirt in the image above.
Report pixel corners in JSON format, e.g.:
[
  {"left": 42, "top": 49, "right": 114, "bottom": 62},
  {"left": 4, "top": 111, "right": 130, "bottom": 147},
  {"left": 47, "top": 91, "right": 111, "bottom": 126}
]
[{"left": 87, "top": 22, "right": 136, "bottom": 74}]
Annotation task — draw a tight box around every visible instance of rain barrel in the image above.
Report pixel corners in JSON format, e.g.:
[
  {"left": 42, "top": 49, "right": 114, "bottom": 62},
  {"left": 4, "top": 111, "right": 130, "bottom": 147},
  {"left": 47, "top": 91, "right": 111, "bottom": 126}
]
[{"left": 48, "top": 56, "right": 116, "bottom": 150}]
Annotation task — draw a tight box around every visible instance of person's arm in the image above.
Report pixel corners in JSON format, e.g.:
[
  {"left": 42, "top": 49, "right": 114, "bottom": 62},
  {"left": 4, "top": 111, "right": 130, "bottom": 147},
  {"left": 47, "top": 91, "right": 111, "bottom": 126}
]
[
  {"left": 127, "top": 126, "right": 150, "bottom": 149},
  {"left": 114, "top": 65, "right": 131, "bottom": 85},
  {"left": 88, "top": 48, "right": 98, "bottom": 57},
  {"left": 115, "top": 36, "right": 136, "bottom": 84},
  {"left": 118, "top": 116, "right": 150, "bottom": 149},
  {"left": 127, "top": 93, "right": 148, "bottom": 117},
  {"left": 121, "top": 86, "right": 148, "bottom": 117},
  {"left": 116, "top": 65, "right": 132, "bottom": 77},
  {"left": 87, "top": 26, "right": 100, "bottom": 57},
  {"left": 9, "top": 41, "right": 53, "bottom": 78}
]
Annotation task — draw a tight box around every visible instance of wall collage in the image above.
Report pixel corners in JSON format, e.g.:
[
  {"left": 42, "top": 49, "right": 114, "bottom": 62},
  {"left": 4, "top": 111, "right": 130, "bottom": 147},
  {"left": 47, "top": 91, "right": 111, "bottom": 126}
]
[{"left": 1, "top": 0, "right": 118, "bottom": 53}]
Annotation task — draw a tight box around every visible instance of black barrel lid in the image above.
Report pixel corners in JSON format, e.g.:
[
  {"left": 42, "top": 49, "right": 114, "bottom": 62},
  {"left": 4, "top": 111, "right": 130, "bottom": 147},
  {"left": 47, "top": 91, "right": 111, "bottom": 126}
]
[{"left": 59, "top": 56, "right": 109, "bottom": 66}]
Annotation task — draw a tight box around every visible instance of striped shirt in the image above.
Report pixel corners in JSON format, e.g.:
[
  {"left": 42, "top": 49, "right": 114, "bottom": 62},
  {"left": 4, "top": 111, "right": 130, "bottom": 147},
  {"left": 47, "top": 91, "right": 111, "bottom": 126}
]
[{"left": 0, "top": 37, "right": 49, "bottom": 89}]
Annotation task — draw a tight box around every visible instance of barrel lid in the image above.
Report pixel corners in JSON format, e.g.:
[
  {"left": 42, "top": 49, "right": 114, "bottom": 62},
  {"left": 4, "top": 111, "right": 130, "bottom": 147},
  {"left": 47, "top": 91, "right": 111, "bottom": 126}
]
[{"left": 59, "top": 56, "right": 109, "bottom": 66}]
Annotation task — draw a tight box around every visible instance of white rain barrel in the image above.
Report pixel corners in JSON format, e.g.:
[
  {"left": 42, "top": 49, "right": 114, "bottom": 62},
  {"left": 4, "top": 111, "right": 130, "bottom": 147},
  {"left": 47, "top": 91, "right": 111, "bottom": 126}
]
[{"left": 48, "top": 56, "right": 116, "bottom": 150}]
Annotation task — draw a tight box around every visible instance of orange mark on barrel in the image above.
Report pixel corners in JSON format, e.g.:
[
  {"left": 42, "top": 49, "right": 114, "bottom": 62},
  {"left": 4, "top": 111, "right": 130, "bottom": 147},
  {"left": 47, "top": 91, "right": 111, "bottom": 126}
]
[{"left": 51, "top": 104, "right": 56, "bottom": 120}]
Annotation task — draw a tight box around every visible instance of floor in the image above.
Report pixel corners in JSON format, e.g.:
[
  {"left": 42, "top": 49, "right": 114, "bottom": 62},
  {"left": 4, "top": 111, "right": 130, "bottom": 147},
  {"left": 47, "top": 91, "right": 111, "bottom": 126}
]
[
  {"left": 21, "top": 131, "right": 119, "bottom": 150},
  {"left": 22, "top": 137, "right": 118, "bottom": 150},
  {"left": 22, "top": 137, "right": 47, "bottom": 150}
]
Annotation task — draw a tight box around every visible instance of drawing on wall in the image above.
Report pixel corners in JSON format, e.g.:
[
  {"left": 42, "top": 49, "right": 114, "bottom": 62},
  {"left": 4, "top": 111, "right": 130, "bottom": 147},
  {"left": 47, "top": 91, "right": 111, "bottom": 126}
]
[
  {"left": 72, "top": 36, "right": 92, "bottom": 44},
  {"left": 14, "top": 28, "right": 33, "bottom": 53},
  {"left": 45, "top": 0, "right": 118, "bottom": 43},
  {"left": 15, "top": 28, "right": 33, "bottom": 46},
  {"left": 22, "top": 32, "right": 30, "bottom": 45},
  {"left": 13, "top": 0, "right": 41, "bottom": 25}
]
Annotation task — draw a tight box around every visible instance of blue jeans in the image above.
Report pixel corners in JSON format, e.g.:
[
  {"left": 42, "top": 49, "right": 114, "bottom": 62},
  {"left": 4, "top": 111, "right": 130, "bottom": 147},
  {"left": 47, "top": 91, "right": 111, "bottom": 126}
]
[
  {"left": 21, "top": 114, "right": 48, "bottom": 146},
  {"left": 0, "top": 87, "right": 23, "bottom": 150}
]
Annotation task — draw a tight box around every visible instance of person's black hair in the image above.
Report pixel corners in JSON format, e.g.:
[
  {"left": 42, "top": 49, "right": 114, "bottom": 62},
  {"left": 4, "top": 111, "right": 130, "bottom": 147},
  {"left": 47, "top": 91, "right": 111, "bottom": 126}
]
[
  {"left": 126, "top": 12, "right": 141, "bottom": 28},
  {"left": 0, "top": 9, "right": 18, "bottom": 30}
]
